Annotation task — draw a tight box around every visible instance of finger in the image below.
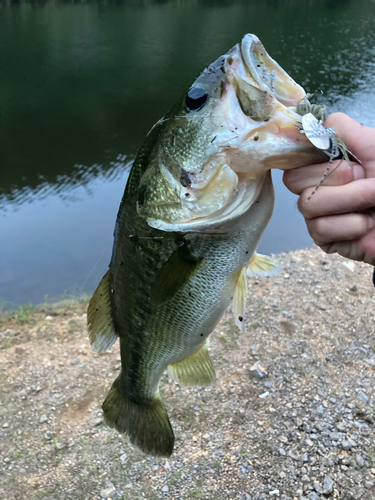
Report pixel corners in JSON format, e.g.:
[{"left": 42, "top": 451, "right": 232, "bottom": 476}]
[
  {"left": 306, "top": 213, "right": 375, "bottom": 246},
  {"left": 283, "top": 161, "right": 365, "bottom": 195},
  {"left": 298, "top": 178, "right": 375, "bottom": 219},
  {"left": 324, "top": 113, "right": 375, "bottom": 167},
  {"left": 320, "top": 230, "right": 375, "bottom": 266}
]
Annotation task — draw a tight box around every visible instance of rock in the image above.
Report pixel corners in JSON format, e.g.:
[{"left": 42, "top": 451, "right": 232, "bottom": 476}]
[
  {"left": 329, "top": 432, "right": 341, "bottom": 441},
  {"left": 342, "top": 440, "right": 352, "bottom": 451},
  {"left": 356, "top": 454, "right": 365, "bottom": 467},
  {"left": 55, "top": 442, "right": 66, "bottom": 451},
  {"left": 302, "top": 454, "right": 309, "bottom": 463},
  {"left": 44, "top": 431, "right": 53, "bottom": 440},
  {"left": 336, "top": 422, "right": 346, "bottom": 431},
  {"left": 308, "top": 493, "right": 320, "bottom": 500},
  {"left": 314, "top": 482, "right": 323, "bottom": 494},
  {"left": 357, "top": 390, "right": 369, "bottom": 405},
  {"left": 259, "top": 391, "right": 269, "bottom": 398},
  {"left": 323, "top": 476, "right": 334, "bottom": 494},
  {"left": 249, "top": 360, "right": 268, "bottom": 379},
  {"left": 39, "top": 414, "right": 48, "bottom": 424},
  {"left": 92, "top": 418, "right": 103, "bottom": 427},
  {"left": 71, "top": 358, "right": 79, "bottom": 365},
  {"left": 279, "top": 448, "right": 286, "bottom": 456},
  {"left": 161, "top": 485, "right": 169, "bottom": 493},
  {"left": 349, "top": 285, "right": 358, "bottom": 292},
  {"left": 316, "top": 405, "right": 324, "bottom": 415},
  {"left": 269, "top": 490, "right": 279, "bottom": 496},
  {"left": 2, "top": 422, "right": 9, "bottom": 428},
  {"left": 120, "top": 453, "right": 127, "bottom": 464},
  {"left": 100, "top": 481, "right": 116, "bottom": 499}
]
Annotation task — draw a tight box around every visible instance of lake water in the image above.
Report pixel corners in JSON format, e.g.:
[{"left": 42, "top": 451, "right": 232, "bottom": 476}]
[{"left": 1, "top": 0, "right": 375, "bottom": 307}]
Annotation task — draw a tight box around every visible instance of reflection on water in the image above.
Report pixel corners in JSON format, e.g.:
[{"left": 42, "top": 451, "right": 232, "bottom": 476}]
[
  {"left": 1, "top": 0, "right": 375, "bottom": 306},
  {"left": 1, "top": 155, "right": 133, "bottom": 208}
]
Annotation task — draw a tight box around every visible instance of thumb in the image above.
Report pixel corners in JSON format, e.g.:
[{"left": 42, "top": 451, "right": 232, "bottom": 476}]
[{"left": 324, "top": 112, "right": 375, "bottom": 165}]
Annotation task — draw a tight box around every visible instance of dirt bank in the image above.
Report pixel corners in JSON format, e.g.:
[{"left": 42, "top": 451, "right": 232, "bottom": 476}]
[{"left": 0, "top": 246, "right": 374, "bottom": 500}]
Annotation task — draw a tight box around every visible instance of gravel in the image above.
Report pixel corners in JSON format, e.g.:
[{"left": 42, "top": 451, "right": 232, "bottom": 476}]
[
  {"left": 100, "top": 480, "right": 116, "bottom": 499},
  {"left": 0, "top": 246, "right": 374, "bottom": 500}
]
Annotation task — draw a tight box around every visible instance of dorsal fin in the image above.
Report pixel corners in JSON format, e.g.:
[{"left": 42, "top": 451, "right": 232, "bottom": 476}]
[{"left": 87, "top": 271, "right": 118, "bottom": 354}]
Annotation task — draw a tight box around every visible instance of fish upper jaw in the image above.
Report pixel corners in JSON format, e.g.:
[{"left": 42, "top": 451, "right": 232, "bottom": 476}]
[
  {"left": 240, "top": 34, "right": 305, "bottom": 107},
  {"left": 215, "top": 35, "right": 328, "bottom": 173}
]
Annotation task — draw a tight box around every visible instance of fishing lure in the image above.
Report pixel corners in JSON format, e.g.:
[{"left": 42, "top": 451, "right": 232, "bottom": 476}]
[{"left": 295, "top": 95, "right": 360, "bottom": 201}]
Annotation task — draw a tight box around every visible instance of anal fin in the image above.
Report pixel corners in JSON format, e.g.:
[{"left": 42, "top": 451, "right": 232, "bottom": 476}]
[
  {"left": 87, "top": 271, "right": 118, "bottom": 354},
  {"left": 168, "top": 341, "right": 215, "bottom": 387},
  {"left": 246, "top": 252, "right": 280, "bottom": 277}
]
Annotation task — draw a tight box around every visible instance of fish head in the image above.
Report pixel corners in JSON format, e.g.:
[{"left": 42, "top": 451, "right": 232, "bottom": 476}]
[{"left": 138, "top": 34, "right": 326, "bottom": 231}]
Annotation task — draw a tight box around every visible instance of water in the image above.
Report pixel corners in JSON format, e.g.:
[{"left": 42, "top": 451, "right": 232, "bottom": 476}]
[{"left": 1, "top": 0, "right": 375, "bottom": 307}]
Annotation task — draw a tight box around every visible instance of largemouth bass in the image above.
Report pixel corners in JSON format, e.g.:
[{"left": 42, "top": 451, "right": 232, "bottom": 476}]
[{"left": 88, "top": 34, "right": 326, "bottom": 457}]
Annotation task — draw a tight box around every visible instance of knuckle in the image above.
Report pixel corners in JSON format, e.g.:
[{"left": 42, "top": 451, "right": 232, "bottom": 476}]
[
  {"left": 306, "top": 218, "right": 326, "bottom": 245},
  {"left": 283, "top": 170, "right": 304, "bottom": 195},
  {"left": 336, "top": 162, "right": 355, "bottom": 184},
  {"left": 298, "top": 191, "right": 316, "bottom": 218},
  {"left": 364, "top": 180, "right": 375, "bottom": 203}
]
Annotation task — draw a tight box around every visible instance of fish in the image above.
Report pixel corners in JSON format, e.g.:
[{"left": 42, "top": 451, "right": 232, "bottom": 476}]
[{"left": 87, "top": 34, "right": 326, "bottom": 457}]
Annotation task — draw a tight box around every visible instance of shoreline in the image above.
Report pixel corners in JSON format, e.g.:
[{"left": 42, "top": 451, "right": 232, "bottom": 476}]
[{"left": 1, "top": 245, "right": 374, "bottom": 500}]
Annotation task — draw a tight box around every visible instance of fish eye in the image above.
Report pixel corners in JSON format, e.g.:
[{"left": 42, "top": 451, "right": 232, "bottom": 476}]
[{"left": 185, "top": 87, "right": 208, "bottom": 111}]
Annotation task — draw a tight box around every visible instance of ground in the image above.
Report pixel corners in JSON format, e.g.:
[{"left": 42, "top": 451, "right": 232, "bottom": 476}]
[{"left": 0, "top": 246, "right": 374, "bottom": 500}]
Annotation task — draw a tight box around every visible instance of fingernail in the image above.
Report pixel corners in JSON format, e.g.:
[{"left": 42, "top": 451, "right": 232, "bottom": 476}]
[{"left": 368, "top": 216, "right": 375, "bottom": 230}]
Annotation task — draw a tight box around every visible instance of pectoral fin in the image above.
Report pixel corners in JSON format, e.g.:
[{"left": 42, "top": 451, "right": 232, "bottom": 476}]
[
  {"left": 150, "top": 241, "right": 202, "bottom": 305},
  {"left": 168, "top": 341, "right": 215, "bottom": 387},
  {"left": 233, "top": 266, "right": 248, "bottom": 330},
  {"left": 246, "top": 253, "right": 280, "bottom": 277},
  {"left": 87, "top": 271, "right": 118, "bottom": 354}
]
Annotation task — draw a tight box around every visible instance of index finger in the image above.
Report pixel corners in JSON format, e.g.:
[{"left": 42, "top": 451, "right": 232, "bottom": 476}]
[
  {"left": 283, "top": 160, "right": 365, "bottom": 195},
  {"left": 298, "top": 178, "right": 375, "bottom": 219},
  {"left": 324, "top": 113, "right": 375, "bottom": 175}
]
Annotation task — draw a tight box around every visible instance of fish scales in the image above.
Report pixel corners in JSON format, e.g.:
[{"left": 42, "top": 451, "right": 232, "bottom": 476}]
[
  {"left": 88, "top": 33, "right": 327, "bottom": 457},
  {"left": 112, "top": 133, "right": 274, "bottom": 400}
]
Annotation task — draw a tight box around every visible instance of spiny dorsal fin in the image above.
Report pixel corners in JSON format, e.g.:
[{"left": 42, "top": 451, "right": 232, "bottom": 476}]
[
  {"left": 87, "top": 271, "right": 118, "bottom": 355},
  {"left": 246, "top": 252, "right": 280, "bottom": 277},
  {"left": 233, "top": 266, "right": 248, "bottom": 330},
  {"left": 168, "top": 341, "right": 215, "bottom": 387}
]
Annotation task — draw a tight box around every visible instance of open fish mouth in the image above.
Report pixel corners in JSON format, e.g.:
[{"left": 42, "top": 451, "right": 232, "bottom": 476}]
[
  {"left": 215, "top": 33, "right": 326, "bottom": 172},
  {"left": 240, "top": 34, "right": 305, "bottom": 108},
  {"left": 137, "top": 34, "right": 327, "bottom": 232}
]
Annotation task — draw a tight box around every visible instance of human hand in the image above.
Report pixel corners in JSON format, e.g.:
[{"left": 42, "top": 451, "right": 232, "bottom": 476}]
[{"left": 283, "top": 113, "right": 375, "bottom": 265}]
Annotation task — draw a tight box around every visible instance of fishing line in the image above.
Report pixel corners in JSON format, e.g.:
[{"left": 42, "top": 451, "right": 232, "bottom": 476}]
[{"left": 79, "top": 241, "right": 112, "bottom": 295}]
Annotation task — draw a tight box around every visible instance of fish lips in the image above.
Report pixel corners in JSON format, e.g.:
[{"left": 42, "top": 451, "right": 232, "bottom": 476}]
[{"left": 221, "top": 35, "right": 328, "bottom": 170}]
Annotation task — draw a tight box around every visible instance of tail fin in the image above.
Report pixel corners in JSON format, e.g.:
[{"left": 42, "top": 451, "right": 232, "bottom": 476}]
[{"left": 102, "top": 378, "right": 174, "bottom": 457}]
